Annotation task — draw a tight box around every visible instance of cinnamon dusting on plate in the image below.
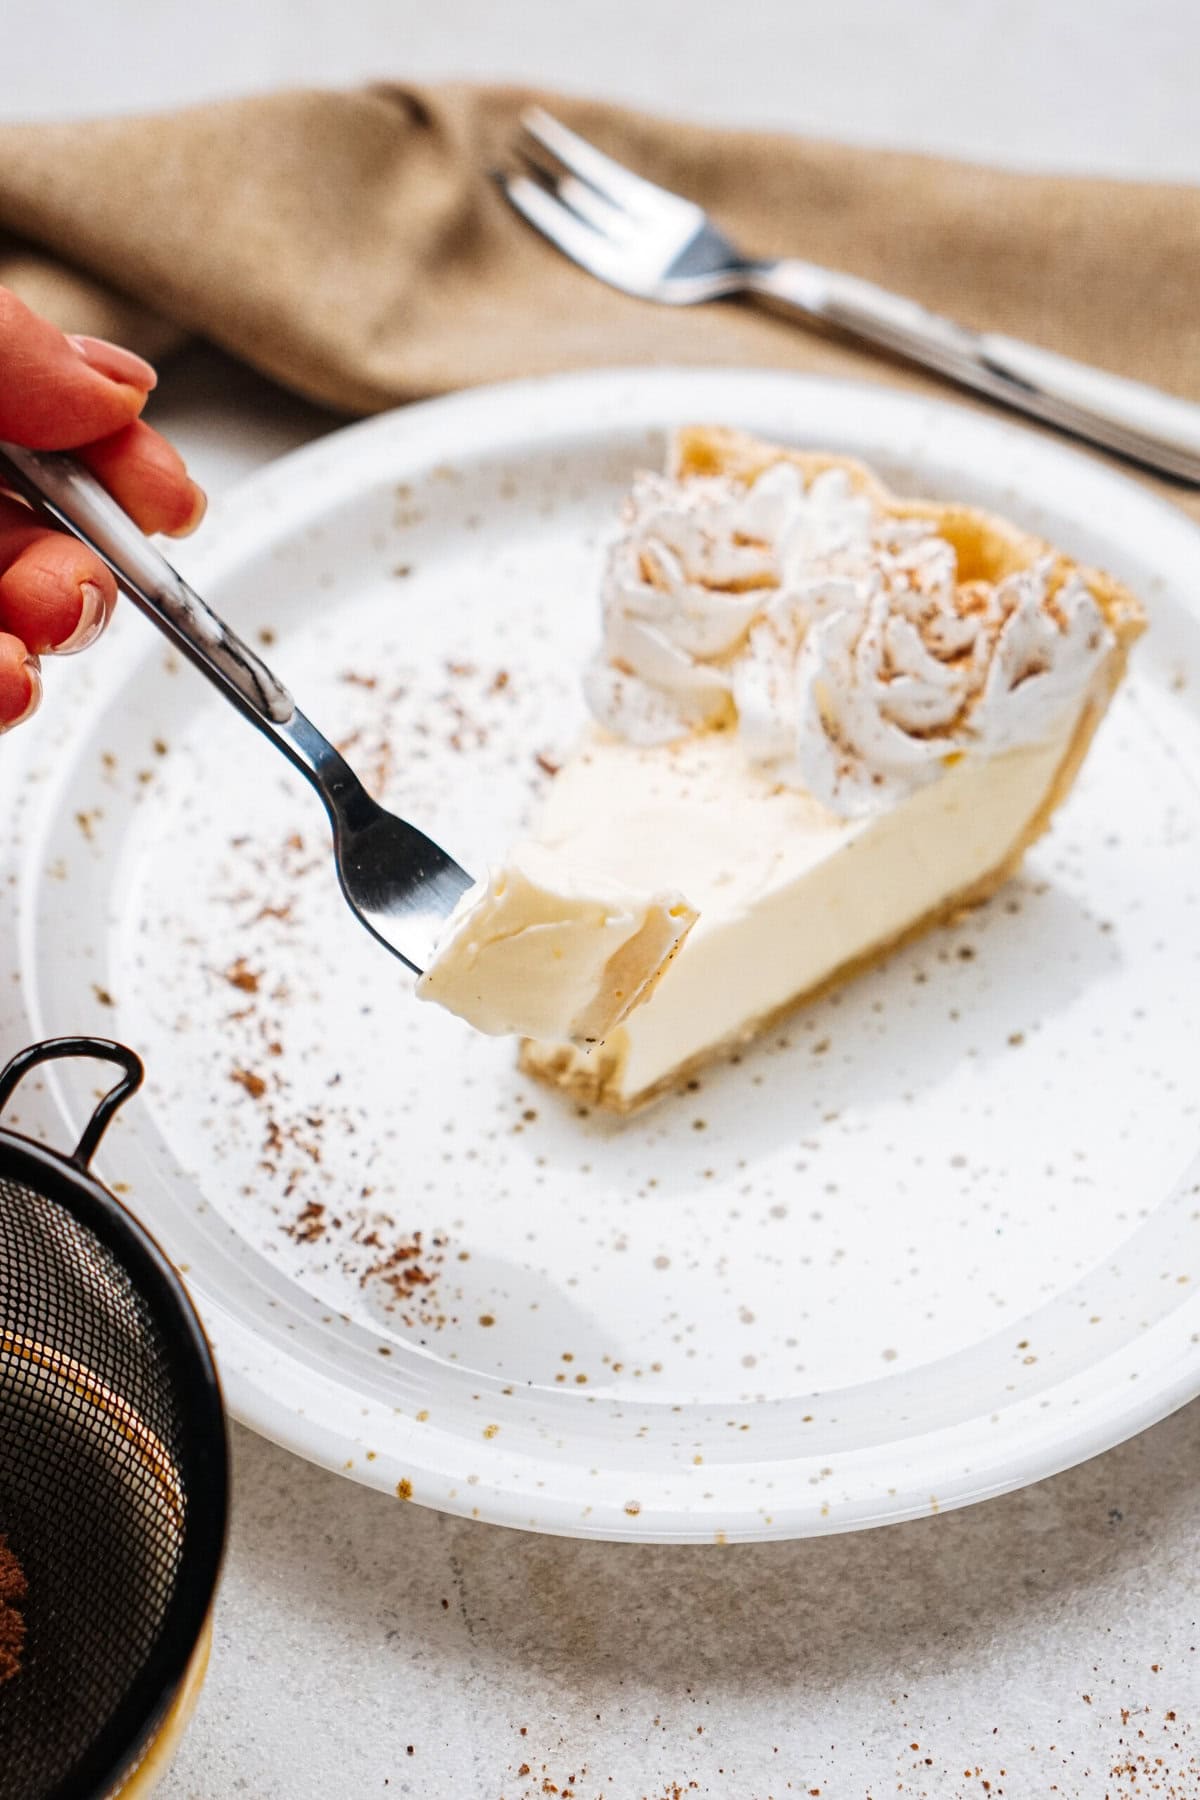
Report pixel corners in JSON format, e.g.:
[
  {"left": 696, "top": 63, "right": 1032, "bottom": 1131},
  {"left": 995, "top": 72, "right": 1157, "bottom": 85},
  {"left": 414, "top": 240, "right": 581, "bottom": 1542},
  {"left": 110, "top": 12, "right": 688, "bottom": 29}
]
[{"left": 0, "top": 1535, "right": 28, "bottom": 1689}]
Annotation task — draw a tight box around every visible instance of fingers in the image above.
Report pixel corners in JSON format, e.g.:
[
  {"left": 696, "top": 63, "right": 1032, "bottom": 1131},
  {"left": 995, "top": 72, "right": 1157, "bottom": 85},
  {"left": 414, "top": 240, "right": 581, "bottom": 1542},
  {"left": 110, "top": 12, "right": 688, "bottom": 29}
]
[
  {"left": 0, "top": 495, "right": 118, "bottom": 656},
  {"left": 0, "top": 284, "right": 206, "bottom": 538},
  {"left": 66, "top": 334, "right": 158, "bottom": 391},
  {"left": 0, "top": 632, "right": 41, "bottom": 733},
  {"left": 78, "top": 419, "right": 207, "bottom": 539},
  {"left": 0, "top": 287, "right": 153, "bottom": 449},
  {"left": 0, "top": 288, "right": 205, "bottom": 737}
]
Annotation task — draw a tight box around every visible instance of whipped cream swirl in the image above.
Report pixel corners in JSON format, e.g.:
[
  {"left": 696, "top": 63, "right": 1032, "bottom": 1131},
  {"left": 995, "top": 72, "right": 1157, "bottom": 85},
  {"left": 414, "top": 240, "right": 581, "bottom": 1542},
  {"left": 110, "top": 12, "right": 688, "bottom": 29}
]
[{"left": 585, "top": 463, "right": 1115, "bottom": 816}]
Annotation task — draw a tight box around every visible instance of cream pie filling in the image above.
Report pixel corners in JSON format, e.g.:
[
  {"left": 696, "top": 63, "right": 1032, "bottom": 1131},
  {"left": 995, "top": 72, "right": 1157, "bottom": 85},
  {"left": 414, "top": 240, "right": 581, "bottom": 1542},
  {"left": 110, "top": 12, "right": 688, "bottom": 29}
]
[
  {"left": 416, "top": 846, "right": 696, "bottom": 1043},
  {"left": 518, "top": 722, "right": 1078, "bottom": 1104}
]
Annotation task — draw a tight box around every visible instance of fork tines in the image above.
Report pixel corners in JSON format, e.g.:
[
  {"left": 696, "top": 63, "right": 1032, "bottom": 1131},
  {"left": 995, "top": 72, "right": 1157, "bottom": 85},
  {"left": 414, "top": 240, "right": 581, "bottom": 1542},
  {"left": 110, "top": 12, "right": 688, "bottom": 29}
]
[
  {"left": 500, "top": 106, "right": 705, "bottom": 293},
  {"left": 515, "top": 107, "right": 684, "bottom": 220}
]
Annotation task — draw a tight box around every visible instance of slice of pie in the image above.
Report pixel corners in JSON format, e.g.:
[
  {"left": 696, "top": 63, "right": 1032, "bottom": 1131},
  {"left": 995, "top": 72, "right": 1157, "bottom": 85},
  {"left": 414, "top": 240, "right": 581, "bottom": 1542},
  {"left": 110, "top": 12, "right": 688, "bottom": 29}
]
[{"left": 420, "top": 426, "right": 1145, "bottom": 1112}]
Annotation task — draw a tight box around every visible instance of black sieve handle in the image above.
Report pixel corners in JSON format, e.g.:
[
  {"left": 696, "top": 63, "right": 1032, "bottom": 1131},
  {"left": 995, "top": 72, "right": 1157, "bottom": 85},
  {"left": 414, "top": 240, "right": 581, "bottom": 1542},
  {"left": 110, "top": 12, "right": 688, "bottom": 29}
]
[{"left": 0, "top": 1036, "right": 145, "bottom": 1169}]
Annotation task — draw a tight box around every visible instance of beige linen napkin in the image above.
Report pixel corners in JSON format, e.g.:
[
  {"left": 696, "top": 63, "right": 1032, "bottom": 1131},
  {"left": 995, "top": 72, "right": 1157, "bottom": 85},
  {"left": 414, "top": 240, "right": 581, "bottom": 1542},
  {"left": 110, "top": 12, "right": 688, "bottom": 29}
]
[{"left": 0, "top": 83, "right": 1197, "bottom": 516}]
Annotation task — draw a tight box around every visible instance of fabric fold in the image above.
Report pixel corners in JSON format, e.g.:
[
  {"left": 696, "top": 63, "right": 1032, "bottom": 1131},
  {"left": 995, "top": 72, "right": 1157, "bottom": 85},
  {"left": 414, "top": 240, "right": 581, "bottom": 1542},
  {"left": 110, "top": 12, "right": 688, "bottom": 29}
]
[{"left": 0, "top": 82, "right": 1195, "bottom": 515}]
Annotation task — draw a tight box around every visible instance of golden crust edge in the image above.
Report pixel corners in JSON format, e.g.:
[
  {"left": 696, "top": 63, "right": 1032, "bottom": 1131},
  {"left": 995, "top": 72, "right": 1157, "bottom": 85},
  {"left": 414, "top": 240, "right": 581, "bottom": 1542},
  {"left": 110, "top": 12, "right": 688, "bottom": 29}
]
[
  {"left": 670, "top": 424, "right": 1147, "bottom": 651},
  {"left": 517, "top": 426, "right": 1145, "bottom": 1115}
]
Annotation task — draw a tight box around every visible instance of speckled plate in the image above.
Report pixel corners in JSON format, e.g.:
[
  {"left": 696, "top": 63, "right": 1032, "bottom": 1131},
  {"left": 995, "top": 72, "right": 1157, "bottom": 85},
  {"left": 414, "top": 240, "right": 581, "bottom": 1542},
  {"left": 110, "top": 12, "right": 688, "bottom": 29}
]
[{"left": 5, "top": 369, "right": 1200, "bottom": 1543}]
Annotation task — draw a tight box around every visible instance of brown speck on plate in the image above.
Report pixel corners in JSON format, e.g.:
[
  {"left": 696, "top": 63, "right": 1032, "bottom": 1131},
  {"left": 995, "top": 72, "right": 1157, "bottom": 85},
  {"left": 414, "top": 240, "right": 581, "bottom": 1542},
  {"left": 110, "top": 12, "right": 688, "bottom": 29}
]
[
  {"left": 231, "top": 1068, "right": 267, "bottom": 1099},
  {"left": 224, "top": 958, "right": 260, "bottom": 994}
]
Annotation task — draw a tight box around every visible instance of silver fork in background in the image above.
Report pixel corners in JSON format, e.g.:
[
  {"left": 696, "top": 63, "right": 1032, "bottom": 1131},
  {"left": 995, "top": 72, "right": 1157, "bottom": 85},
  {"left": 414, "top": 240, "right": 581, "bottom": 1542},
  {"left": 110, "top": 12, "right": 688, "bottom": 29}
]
[
  {"left": 0, "top": 443, "right": 473, "bottom": 972},
  {"left": 501, "top": 107, "right": 1200, "bottom": 485}
]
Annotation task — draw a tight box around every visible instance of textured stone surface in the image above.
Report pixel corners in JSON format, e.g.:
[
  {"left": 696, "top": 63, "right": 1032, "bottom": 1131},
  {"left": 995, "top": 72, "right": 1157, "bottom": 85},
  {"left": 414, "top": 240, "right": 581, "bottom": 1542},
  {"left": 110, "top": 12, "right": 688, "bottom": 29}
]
[{"left": 168, "top": 1410, "right": 1200, "bottom": 1797}]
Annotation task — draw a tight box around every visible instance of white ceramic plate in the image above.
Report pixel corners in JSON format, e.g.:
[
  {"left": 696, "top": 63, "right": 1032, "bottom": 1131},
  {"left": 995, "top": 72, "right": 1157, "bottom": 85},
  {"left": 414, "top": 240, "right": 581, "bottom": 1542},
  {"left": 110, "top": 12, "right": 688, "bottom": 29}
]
[{"left": 5, "top": 369, "right": 1200, "bottom": 1544}]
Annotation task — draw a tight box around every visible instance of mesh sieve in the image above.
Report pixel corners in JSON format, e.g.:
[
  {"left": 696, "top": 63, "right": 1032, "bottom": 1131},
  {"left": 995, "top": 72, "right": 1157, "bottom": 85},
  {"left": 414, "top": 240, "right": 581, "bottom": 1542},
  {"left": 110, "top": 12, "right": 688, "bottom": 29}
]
[{"left": 0, "top": 1039, "right": 227, "bottom": 1800}]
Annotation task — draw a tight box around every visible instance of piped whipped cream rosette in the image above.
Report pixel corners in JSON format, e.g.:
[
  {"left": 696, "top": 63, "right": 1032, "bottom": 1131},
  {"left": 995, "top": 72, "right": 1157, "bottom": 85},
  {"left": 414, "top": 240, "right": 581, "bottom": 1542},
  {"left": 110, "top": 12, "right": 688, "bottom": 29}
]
[{"left": 585, "top": 462, "right": 1116, "bottom": 817}]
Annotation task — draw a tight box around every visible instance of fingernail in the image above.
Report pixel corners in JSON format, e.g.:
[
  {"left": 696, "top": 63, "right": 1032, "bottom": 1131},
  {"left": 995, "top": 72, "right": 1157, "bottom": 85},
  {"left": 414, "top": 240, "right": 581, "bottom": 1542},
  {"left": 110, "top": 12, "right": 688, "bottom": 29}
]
[
  {"left": 170, "top": 482, "right": 208, "bottom": 539},
  {"left": 53, "top": 581, "right": 107, "bottom": 656},
  {"left": 0, "top": 654, "right": 42, "bottom": 734},
  {"left": 68, "top": 333, "right": 158, "bottom": 391}
]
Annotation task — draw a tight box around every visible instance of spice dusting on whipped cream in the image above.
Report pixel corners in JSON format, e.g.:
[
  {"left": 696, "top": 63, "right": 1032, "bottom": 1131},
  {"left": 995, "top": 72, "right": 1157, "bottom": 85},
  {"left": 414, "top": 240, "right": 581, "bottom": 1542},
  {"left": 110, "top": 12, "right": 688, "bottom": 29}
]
[{"left": 585, "top": 460, "right": 1116, "bottom": 816}]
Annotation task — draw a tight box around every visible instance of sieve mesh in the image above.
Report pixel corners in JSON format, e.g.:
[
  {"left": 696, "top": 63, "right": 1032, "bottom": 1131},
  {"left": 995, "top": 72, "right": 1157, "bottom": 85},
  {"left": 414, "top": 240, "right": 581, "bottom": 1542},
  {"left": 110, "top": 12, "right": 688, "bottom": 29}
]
[{"left": 0, "top": 1041, "right": 226, "bottom": 1800}]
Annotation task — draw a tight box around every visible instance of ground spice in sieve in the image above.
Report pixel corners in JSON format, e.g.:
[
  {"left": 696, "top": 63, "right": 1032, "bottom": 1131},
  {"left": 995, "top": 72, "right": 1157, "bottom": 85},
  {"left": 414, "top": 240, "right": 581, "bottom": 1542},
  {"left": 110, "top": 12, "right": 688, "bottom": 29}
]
[{"left": 0, "top": 1533, "right": 28, "bottom": 1687}]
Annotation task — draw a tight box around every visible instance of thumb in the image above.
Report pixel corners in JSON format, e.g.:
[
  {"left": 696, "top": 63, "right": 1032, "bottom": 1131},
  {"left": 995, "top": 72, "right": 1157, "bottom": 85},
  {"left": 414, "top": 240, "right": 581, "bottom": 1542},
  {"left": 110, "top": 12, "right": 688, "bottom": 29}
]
[{"left": 0, "top": 287, "right": 155, "bottom": 450}]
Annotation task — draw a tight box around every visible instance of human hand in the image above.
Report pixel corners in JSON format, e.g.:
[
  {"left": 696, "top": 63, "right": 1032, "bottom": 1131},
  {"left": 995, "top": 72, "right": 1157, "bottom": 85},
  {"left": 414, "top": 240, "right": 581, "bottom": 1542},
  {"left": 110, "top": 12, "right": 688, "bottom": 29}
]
[{"left": 0, "top": 287, "right": 205, "bottom": 733}]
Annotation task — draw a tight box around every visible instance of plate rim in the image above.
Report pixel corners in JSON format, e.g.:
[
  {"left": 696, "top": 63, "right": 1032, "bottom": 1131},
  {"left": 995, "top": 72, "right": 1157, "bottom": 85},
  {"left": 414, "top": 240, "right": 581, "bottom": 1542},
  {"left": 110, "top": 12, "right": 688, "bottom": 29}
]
[{"left": 14, "top": 364, "right": 1200, "bottom": 1543}]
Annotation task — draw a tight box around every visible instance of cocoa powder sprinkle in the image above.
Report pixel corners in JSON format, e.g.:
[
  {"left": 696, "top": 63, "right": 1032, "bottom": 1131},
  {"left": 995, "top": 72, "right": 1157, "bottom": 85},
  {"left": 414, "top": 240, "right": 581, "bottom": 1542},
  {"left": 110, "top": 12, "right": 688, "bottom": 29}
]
[
  {"left": 0, "top": 1534, "right": 28, "bottom": 1689},
  {"left": 224, "top": 958, "right": 261, "bottom": 994}
]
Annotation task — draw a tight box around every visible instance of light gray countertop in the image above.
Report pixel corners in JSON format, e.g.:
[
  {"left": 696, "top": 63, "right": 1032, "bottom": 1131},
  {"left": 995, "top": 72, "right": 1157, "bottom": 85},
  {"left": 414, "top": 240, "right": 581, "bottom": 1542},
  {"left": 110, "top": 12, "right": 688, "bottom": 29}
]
[{"left": 4, "top": 5, "right": 1199, "bottom": 1794}]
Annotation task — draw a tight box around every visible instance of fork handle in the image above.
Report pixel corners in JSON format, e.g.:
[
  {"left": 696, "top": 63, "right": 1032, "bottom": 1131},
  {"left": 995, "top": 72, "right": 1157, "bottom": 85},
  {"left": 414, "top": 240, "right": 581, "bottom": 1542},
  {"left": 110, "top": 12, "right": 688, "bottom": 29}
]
[
  {"left": 0, "top": 442, "right": 394, "bottom": 832},
  {"left": 750, "top": 261, "right": 1200, "bottom": 483},
  {"left": 0, "top": 441, "right": 296, "bottom": 722}
]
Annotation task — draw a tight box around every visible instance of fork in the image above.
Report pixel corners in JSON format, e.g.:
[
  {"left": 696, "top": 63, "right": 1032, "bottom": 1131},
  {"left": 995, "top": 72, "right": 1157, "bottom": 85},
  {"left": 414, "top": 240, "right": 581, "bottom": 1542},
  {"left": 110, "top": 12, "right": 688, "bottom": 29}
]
[
  {"left": 502, "top": 107, "right": 1200, "bottom": 485},
  {"left": 0, "top": 442, "right": 474, "bottom": 973}
]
